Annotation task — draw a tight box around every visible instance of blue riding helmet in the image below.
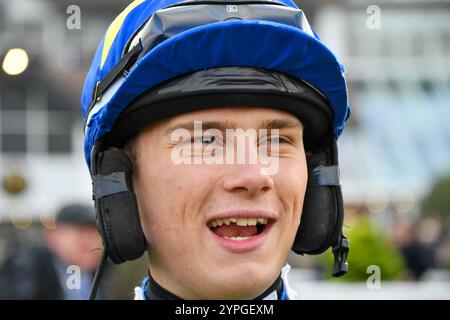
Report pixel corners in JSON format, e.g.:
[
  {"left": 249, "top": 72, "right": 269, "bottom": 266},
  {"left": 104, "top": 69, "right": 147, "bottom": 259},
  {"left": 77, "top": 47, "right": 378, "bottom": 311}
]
[{"left": 81, "top": 0, "right": 350, "bottom": 169}]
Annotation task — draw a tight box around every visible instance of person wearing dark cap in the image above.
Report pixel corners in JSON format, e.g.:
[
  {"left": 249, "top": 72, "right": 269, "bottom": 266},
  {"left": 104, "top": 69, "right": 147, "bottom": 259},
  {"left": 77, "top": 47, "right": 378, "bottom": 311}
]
[
  {"left": 0, "top": 204, "right": 102, "bottom": 300},
  {"left": 55, "top": 204, "right": 98, "bottom": 227}
]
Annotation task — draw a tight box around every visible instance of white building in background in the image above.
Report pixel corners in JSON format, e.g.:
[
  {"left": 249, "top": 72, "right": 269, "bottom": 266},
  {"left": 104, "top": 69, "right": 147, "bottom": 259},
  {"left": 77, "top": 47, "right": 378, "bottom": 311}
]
[
  {"left": 315, "top": 0, "right": 450, "bottom": 215},
  {"left": 0, "top": 0, "right": 128, "bottom": 222},
  {"left": 0, "top": 0, "right": 449, "bottom": 223}
]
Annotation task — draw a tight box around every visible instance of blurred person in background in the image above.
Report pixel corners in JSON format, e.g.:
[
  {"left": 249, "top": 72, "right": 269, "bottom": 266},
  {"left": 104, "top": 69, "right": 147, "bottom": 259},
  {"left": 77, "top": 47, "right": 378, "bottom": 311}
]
[
  {"left": 0, "top": 204, "right": 102, "bottom": 299},
  {"left": 391, "top": 217, "right": 442, "bottom": 280}
]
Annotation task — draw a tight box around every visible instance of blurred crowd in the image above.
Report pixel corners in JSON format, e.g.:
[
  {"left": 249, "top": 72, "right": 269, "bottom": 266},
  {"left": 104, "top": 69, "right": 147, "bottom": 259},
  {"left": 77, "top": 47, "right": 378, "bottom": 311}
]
[
  {"left": 0, "top": 204, "right": 104, "bottom": 299},
  {"left": 0, "top": 204, "right": 148, "bottom": 300},
  {"left": 391, "top": 216, "right": 450, "bottom": 280}
]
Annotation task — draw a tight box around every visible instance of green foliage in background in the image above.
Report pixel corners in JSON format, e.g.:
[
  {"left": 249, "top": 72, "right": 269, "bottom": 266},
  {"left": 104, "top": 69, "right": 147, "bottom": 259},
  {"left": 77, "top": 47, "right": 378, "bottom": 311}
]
[
  {"left": 322, "top": 216, "right": 405, "bottom": 281},
  {"left": 421, "top": 176, "right": 450, "bottom": 221}
]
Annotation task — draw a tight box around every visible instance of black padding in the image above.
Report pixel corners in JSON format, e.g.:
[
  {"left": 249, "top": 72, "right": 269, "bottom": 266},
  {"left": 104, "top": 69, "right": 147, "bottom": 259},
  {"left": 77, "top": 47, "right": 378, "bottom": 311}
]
[
  {"left": 292, "top": 137, "right": 344, "bottom": 255},
  {"left": 93, "top": 150, "right": 147, "bottom": 264}
]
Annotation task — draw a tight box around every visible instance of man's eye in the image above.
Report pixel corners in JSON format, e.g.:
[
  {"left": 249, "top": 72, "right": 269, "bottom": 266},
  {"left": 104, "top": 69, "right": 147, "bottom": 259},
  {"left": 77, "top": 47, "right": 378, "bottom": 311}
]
[
  {"left": 259, "top": 136, "right": 293, "bottom": 148},
  {"left": 266, "top": 136, "right": 287, "bottom": 144},
  {"left": 269, "top": 136, "right": 280, "bottom": 144},
  {"left": 193, "top": 135, "right": 216, "bottom": 145}
]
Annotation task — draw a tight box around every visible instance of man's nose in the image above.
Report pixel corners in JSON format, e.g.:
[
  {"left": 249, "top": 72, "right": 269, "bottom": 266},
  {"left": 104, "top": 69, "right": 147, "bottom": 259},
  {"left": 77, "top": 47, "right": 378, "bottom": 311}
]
[{"left": 221, "top": 162, "right": 275, "bottom": 197}]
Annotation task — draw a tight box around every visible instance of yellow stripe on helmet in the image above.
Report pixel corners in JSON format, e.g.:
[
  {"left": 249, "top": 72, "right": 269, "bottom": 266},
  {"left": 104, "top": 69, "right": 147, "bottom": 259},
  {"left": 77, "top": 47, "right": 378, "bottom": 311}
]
[{"left": 100, "top": 0, "right": 146, "bottom": 69}]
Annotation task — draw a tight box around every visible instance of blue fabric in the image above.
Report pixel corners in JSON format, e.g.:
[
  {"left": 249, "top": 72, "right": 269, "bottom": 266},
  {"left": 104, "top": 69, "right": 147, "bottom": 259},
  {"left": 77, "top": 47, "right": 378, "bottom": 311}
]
[
  {"left": 280, "top": 282, "right": 288, "bottom": 300},
  {"left": 82, "top": 0, "right": 350, "bottom": 168},
  {"left": 141, "top": 276, "right": 150, "bottom": 300}
]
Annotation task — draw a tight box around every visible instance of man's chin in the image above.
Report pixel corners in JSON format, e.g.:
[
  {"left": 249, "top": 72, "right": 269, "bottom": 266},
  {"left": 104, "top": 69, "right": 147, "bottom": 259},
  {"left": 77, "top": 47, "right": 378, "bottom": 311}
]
[{"left": 202, "top": 264, "right": 279, "bottom": 299}]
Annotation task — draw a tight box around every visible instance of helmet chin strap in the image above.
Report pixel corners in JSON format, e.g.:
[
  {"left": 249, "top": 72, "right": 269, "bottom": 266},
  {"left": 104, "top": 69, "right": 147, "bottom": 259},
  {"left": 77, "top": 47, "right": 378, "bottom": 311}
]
[
  {"left": 89, "top": 251, "right": 108, "bottom": 300},
  {"left": 142, "top": 270, "right": 284, "bottom": 300}
]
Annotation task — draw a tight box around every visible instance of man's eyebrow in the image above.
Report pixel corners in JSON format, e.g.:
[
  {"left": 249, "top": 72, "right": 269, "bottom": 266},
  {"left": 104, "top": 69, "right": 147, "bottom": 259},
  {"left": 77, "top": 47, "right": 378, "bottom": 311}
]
[
  {"left": 165, "top": 118, "right": 303, "bottom": 135},
  {"left": 260, "top": 118, "right": 303, "bottom": 131},
  {"left": 166, "top": 120, "right": 235, "bottom": 135}
]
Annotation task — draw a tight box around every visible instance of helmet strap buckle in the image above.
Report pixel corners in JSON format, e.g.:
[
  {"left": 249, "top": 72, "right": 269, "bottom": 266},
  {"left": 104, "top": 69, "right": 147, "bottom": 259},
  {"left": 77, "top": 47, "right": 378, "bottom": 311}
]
[{"left": 332, "top": 234, "right": 349, "bottom": 277}]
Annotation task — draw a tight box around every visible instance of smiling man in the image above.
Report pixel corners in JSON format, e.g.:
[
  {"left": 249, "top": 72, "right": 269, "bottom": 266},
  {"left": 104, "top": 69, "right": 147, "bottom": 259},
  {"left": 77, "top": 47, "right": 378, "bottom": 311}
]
[
  {"left": 128, "top": 107, "right": 306, "bottom": 299},
  {"left": 82, "top": 0, "right": 350, "bottom": 300}
]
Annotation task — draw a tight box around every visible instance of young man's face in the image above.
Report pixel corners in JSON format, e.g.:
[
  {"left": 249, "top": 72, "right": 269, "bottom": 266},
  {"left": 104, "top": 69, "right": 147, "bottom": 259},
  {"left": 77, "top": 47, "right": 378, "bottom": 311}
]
[{"left": 131, "top": 106, "right": 307, "bottom": 299}]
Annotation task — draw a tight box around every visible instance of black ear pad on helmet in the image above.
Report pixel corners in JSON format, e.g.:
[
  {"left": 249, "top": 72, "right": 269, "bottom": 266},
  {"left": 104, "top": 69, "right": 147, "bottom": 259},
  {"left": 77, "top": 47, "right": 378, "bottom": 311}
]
[
  {"left": 291, "top": 136, "right": 349, "bottom": 276},
  {"left": 92, "top": 149, "right": 147, "bottom": 264}
]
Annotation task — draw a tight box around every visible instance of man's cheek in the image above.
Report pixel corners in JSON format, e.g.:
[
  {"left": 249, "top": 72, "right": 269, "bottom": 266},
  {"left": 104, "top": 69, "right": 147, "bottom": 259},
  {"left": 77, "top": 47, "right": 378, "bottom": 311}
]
[{"left": 280, "top": 189, "right": 303, "bottom": 228}]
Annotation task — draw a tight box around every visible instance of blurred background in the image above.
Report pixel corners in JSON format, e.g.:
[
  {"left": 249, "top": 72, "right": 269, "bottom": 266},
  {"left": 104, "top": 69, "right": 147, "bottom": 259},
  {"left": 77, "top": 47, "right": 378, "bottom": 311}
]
[{"left": 0, "top": 0, "right": 449, "bottom": 299}]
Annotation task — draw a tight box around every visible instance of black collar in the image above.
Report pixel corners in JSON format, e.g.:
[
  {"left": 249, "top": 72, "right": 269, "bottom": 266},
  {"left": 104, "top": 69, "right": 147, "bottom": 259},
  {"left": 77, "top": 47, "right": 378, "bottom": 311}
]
[{"left": 145, "top": 271, "right": 283, "bottom": 300}]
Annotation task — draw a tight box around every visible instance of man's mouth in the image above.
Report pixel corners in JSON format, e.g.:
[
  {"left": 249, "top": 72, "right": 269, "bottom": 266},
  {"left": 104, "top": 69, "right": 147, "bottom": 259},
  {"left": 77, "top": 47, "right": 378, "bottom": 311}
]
[
  {"left": 207, "top": 212, "right": 275, "bottom": 252},
  {"left": 207, "top": 217, "right": 271, "bottom": 241}
]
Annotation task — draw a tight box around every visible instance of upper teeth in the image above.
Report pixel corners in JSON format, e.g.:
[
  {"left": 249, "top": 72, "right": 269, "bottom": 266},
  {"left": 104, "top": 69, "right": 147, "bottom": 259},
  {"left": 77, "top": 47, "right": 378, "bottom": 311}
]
[{"left": 208, "top": 217, "right": 268, "bottom": 228}]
